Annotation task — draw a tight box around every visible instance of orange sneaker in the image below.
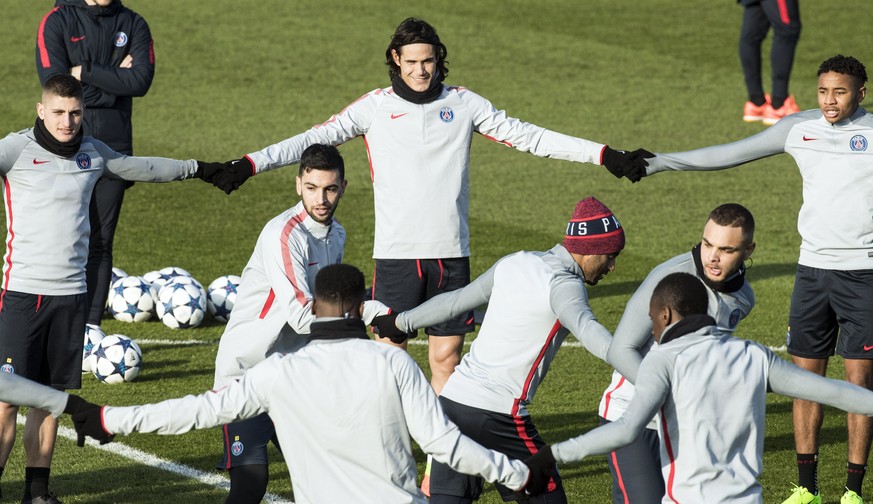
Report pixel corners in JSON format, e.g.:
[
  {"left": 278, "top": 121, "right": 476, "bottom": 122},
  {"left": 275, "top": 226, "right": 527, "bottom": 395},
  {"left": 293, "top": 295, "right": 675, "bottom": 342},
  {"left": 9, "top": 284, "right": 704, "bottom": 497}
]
[
  {"left": 763, "top": 96, "right": 800, "bottom": 125},
  {"left": 743, "top": 99, "right": 769, "bottom": 122}
]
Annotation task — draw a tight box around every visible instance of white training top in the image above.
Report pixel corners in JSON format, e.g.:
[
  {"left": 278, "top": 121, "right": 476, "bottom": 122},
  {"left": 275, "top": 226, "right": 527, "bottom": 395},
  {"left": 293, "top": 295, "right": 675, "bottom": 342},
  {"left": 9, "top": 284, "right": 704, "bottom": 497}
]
[
  {"left": 0, "top": 128, "right": 197, "bottom": 295},
  {"left": 105, "top": 321, "right": 530, "bottom": 504},
  {"left": 647, "top": 107, "right": 873, "bottom": 270},
  {"left": 397, "top": 244, "right": 612, "bottom": 416},
  {"left": 599, "top": 250, "right": 754, "bottom": 427},
  {"left": 246, "top": 86, "right": 606, "bottom": 259},
  {"left": 553, "top": 321, "right": 873, "bottom": 504}
]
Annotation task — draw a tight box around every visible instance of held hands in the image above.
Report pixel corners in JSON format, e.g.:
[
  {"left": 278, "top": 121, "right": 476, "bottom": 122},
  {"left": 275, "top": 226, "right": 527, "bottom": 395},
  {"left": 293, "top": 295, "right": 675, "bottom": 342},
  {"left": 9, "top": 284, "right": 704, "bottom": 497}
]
[
  {"left": 522, "top": 445, "right": 557, "bottom": 496},
  {"left": 371, "top": 312, "right": 408, "bottom": 344},
  {"left": 64, "top": 394, "right": 114, "bottom": 447},
  {"left": 195, "top": 158, "right": 254, "bottom": 194},
  {"left": 601, "top": 147, "right": 655, "bottom": 183}
]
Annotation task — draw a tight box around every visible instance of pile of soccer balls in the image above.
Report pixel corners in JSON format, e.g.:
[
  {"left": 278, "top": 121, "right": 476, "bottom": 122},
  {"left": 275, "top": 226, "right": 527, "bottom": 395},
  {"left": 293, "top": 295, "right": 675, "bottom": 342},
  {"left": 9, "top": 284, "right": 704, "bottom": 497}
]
[{"left": 84, "top": 266, "right": 241, "bottom": 384}]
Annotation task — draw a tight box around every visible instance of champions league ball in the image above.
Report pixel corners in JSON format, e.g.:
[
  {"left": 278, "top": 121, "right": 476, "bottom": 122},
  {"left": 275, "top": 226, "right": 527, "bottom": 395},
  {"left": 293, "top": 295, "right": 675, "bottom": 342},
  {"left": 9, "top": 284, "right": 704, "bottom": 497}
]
[
  {"left": 82, "top": 325, "right": 106, "bottom": 373},
  {"left": 207, "top": 275, "right": 241, "bottom": 323},
  {"left": 156, "top": 280, "right": 206, "bottom": 329},
  {"left": 108, "top": 276, "right": 155, "bottom": 323},
  {"left": 106, "top": 267, "right": 129, "bottom": 312},
  {"left": 144, "top": 267, "right": 199, "bottom": 303},
  {"left": 92, "top": 334, "right": 142, "bottom": 384}
]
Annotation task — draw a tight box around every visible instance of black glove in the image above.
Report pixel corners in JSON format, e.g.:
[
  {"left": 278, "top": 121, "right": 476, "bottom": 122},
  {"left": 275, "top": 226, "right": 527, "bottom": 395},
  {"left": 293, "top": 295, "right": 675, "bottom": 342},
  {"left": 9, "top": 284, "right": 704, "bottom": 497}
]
[
  {"left": 194, "top": 161, "right": 226, "bottom": 183},
  {"left": 523, "top": 445, "right": 556, "bottom": 496},
  {"left": 601, "top": 147, "right": 654, "bottom": 183},
  {"left": 371, "top": 312, "right": 408, "bottom": 344},
  {"left": 64, "top": 394, "right": 114, "bottom": 447},
  {"left": 212, "top": 157, "right": 254, "bottom": 194}
]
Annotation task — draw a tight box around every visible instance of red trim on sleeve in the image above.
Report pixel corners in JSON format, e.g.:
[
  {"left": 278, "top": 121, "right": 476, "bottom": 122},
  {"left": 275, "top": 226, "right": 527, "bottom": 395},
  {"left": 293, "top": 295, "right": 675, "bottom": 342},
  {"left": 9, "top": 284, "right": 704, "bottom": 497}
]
[
  {"left": 280, "top": 209, "right": 311, "bottom": 307},
  {"left": 362, "top": 135, "right": 375, "bottom": 182},
  {"left": 0, "top": 177, "right": 15, "bottom": 308},
  {"left": 244, "top": 155, "right": 256, "bottom": 175},
  {"left": 480, "top": 133, "right": 513, "bottom": 147},
  {"left": 599, "top": 145, "right": 608, "bottom": 165},
  {"left": 37, "top": 7, "right": 61, "bottom": 69},
  {"left": 100, "top": 406, "right": 112, "bottom": 437},
  {"left": 258, "top": 289, "right": 276, "bottom": 319}
]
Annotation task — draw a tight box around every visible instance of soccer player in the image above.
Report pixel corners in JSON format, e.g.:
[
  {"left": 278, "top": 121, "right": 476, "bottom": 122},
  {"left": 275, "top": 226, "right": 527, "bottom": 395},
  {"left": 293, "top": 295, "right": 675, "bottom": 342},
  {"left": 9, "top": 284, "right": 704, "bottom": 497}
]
[
  {"left": 598, "top": 203, "right": 756, "bottom": 504},
  {"left": 373, "top": 196, "right": 624, "bottom": 503},
  {"left": 209, "top": 17, "right": 650, "bottom": 399},
  {"left": 211, "top": 144, "right": 389, "bottom": 504},
  {"left": 37, "top": 0, "right": 157, "bottom": 332},
  {"left": 617, "top": 54, "right": 871, "bottom": 504},
  {"left": 526, "top": 272, "right": 873, "bottom": 504},
  {"left": 65, "top": 264, "right": 540, "bottom": 504},
  {"left": 0, "top": 74, "right": 225, "bottom": 504}
]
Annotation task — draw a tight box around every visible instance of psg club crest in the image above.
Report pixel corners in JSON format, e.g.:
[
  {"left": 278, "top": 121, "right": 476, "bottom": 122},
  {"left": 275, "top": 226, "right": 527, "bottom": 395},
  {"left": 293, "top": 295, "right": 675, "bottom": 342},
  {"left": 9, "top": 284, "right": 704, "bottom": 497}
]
[
  {"left": 439, "top": 107, "right": 454, "bottom": 123},
  {"left": 728, "top": 309, "right": 741, "bottom": 329},
  {"left": 850, "top": 135, "right": 868, "bottom": 152},
  {"left": 76, "top": 153, "right": 92, "bottom": 170},
  {"left": 0, "top": 364, "right": 13, "bottom": 374},
  {"left": 114, "top": 31, "right": 128, "bottom": 47},
  {"left": 231, "top": 440, "right": 244, "bottom": 456}
]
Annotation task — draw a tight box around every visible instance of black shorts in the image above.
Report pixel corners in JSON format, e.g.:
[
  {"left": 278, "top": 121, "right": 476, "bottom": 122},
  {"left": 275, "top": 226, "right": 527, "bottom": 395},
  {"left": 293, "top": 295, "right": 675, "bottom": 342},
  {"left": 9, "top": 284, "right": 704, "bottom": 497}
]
[
  {"left": 600, "top": 417, "right": 663, "bottom": 504},
  {"left": 217, "top": 413, "right": 280, "bottom": 470},
  {"left": 0, "top": 290, "right": 85, "bottom": 390},
  {"left": 787, "top": 265, "right": 873, "bottom": 359},
  {"left": 430, "top": 397, "right": 565, "bottom": 502},
  {"left": 372, "top": 258, "right": 474, "bottom": 338}
]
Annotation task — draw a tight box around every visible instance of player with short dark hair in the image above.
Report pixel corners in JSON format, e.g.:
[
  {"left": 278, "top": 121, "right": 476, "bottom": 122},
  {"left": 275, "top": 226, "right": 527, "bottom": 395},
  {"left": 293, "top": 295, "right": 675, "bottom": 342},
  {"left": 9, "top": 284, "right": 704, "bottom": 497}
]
[
  {"left": 527, "top": 272, "right": 873, "bottom": 504},
  {"left": 65, "top": 264, "right": 539, "bottom": 504},
  {"left": 374, "top": 196, "right": 624, "bottom": 503},
  {"left": 0, "top": 73, "right": 226, "bottom": 504},
  {"left": 619, "top": 54, "right": 871, "bottom": 504}
]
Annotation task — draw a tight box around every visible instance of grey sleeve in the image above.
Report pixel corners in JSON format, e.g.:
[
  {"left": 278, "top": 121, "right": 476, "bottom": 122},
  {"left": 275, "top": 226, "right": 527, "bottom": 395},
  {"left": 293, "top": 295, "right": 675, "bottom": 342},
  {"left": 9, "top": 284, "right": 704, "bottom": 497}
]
[
  {"left": 0, "top": 373, "right": 68, "bottom": 417},
  {"left": 645, "top": 116, "right": 795, "bottom": 176},
  {"left": 395, "top": 262, "right": 496, "bottom": 332},
  {"left": 605, "top": 267, "right": 669, "bottom": 383},
  {"left": 550, "top": 274, "right": 611, "bottom": 361},
  {"left": 551, "top": 352, "right": 670, "bottom": 463},
  {"left": 0, "top": 133, "right": 30, "bottom": 175},
  {"left": 768, "top": 353, "right": 873, "bottom": 415},
  {"left": 96, "top": 141, "right": 198, "bottom": 182}
]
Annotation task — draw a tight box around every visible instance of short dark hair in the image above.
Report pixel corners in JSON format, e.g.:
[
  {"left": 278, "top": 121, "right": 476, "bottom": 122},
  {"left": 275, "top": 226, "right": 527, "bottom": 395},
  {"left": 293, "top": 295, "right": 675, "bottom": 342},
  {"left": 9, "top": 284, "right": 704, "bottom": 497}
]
[
  {"left": 43, "top": 73, "right": 84, "bottom": 102},
  {"left": 651, "top": 272, "right": 709, "bottom": 319},
  {"left": 385, "top": 17, "right": 449, "bottom": 82},
  {"left": 315, "top": 264, "right": 366, "bottom": 308},
  {"left": 708, "top": 203, "right": 755, "bottom": 244},
  {"left": 818, "top": 55, "right": 867, "bottom": 86},
  {"left": 299, "top": 144, "right": 345, "bottom": 180}
]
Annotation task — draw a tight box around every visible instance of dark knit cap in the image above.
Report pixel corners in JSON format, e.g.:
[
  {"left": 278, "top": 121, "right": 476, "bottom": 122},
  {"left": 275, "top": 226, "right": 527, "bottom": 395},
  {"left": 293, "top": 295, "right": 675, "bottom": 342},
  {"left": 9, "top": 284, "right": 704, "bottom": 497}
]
[{"left": 563, "top": 197, "right": 625, "bottom": 255}]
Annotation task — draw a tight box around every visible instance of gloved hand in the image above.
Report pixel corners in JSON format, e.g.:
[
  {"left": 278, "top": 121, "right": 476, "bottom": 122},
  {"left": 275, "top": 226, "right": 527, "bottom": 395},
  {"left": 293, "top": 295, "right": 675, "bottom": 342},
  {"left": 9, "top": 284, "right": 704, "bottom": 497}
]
[
  {"left": 64, "top": 394, "right": 114, "bottom": 447},
  {"left": 371, "top": 312, "right": 408, "bottom": 344},
  {"left": 523, "top": 445, "right": 556, "bottom": 496},
  {"left": 212, "top": 157, "right": 255, "bottom": 194},
  {"left": 601, "top": 147, "right": 654, "bottom": 183},
  {"left": 194, "top": 161, "right": 226, "bottom": 183}
]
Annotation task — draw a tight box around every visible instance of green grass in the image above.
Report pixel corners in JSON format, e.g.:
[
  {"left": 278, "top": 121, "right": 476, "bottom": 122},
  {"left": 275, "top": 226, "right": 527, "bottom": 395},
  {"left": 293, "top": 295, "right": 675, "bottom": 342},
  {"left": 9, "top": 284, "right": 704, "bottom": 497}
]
[{"left": 2, "top": 0, "right": 873, "bottom": 502}]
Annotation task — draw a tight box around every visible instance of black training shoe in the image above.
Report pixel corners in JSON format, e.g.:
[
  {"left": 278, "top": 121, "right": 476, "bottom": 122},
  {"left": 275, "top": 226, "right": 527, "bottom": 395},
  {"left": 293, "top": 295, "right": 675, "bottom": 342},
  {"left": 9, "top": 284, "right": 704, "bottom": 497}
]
[{"left": 22, "top": 492, "right": 63, "bottom": 504}]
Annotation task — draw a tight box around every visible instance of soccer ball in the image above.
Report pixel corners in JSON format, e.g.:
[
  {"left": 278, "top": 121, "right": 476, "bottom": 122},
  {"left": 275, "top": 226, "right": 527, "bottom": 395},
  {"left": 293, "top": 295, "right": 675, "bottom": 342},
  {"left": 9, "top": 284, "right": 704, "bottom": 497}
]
[
  {"left": 108, "top": 276, "right": 155, "bottom": 323},
  {"left": 144, "top": 267, "right": 198, "bottom": 303},
  {"left": 156, "top": 280, "right": 206, "bottom": 329},
  {"left": 92, "top": 334, "right": 142, "bottom": 384},
  {"left": 82, "top": 325, "right": 105, "bottom": 373},
  {"left": 106, "top": 267, "right": 129, "bottom": 312},
  {"left": 207, "top": 275, "right": 241, "bottom": 322}
]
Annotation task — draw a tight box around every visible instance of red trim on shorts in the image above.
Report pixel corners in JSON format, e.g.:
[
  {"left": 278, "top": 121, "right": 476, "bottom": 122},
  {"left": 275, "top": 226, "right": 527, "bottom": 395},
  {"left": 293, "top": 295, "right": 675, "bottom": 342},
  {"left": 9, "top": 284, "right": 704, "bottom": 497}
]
[
  {"left": 370, "top": 264, "right": 377, "bottom": 300},
  {"left": 660, "top": 408, "right": 680, "bottom": 503},
  {"left": 610, "top": 450, "right": 631, "bottom": 504},
  {"left": 258, "top": 289, "right": 276, "bottom": 319},
  {"left": 601, "top": 375, "right": 626, "bottom": 418},
  {"left": 280, "top": 209, "right": 311, "bottom": 307},
  {"left": 437, "top": 259, "right": 445, "bottom": 288},
  {"left": 416, "top": 259, "right": 423, "bottom": 279},
  {"left": 777, "top": 0, "right": 791, "bottom": 24},
  {"left": 222, "top": 424, "right": 232, "bottom": 469},
  {"left": 36, "top": 295, "right": 43, "bottom": 312},
  {"left": 37, "top": 7, "right": 60, "bottom": 68}
]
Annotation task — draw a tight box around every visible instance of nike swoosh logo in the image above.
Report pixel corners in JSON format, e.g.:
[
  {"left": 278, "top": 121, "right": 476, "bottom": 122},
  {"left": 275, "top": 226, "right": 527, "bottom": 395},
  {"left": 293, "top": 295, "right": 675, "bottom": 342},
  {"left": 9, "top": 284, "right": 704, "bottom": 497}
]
[
  {"left": 864, "top": 345, "right": 873, "bottom": 352},
  {"left": 71, "top": 36, "right": 86, "bottom": 42},
  {"left": 32, "top": 159, "right": 50, "bottom": 165},
  {"left": 390, "top": 113, "right": 408, "bottom": 120},
  {"left": 802, "top": 136, "right": 817, "bottom": 141}
]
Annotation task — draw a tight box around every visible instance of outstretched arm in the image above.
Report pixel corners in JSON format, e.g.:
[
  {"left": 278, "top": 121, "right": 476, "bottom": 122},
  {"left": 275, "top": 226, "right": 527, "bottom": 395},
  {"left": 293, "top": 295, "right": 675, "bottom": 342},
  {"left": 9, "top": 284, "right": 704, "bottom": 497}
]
[
  {"left": 0, "top": 373, "right": 68, "bottom": 417},
  {"left": 768, "top": 353, "right": 873, "bottom": 415}
]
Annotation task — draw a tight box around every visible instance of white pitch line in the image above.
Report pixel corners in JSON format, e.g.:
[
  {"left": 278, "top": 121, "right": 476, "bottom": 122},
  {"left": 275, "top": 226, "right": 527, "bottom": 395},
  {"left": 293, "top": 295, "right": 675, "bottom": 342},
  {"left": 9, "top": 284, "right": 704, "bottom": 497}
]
[
  {"left": 16, "top": 415, "right": 293, "bottom": 503},
  {"left": 135, "top": 338, "right": 213, "bottom": 346}
]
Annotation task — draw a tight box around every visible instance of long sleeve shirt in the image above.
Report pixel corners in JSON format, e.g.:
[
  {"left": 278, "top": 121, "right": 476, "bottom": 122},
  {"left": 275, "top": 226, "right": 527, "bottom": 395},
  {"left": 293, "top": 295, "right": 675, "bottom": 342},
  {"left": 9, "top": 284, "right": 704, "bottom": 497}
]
[{"left": 246, "top": 86, "right": 606, "bottom": 260}]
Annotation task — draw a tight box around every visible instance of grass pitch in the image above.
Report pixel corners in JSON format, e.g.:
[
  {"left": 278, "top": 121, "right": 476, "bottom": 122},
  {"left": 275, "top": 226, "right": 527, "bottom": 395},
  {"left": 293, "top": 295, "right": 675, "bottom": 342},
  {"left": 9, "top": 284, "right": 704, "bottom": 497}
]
[{"left": 2, "top": 0, "right": 872, "bottom": 502}]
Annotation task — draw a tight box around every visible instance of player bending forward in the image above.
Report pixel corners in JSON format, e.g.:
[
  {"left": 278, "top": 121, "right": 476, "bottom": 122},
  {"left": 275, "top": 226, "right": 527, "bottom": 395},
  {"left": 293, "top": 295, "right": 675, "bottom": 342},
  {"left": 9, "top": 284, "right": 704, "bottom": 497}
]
[
  {"left": 526, "top": 272, "right": 873, "bottom": 504},
  {"left": 66, "top": 265, "right": 547, "bottom": 503}
]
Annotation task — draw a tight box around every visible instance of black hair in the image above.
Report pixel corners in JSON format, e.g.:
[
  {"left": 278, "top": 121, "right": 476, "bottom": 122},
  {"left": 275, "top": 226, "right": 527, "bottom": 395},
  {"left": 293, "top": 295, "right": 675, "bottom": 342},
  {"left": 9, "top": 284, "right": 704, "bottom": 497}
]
[
  {"left": 385, "top": 17, "right": 449, "bottom": 82},
  {"left": 651, "top": 272, "right": 709, "bottom": 318},
  {"left": 43, "top": 73, "right": 84, "bottom": 102},
  {"left": 818, "top": 55, "right": 868, "bottom": 85},
  {"left": 299, "top": 144, "right": 345, "bottom": 180},
  {"left": 708, "top": 203, "right": 755, "bottom": 244},
  {"left": 315, "top": 264, "right": 366, "bottom": 310}
]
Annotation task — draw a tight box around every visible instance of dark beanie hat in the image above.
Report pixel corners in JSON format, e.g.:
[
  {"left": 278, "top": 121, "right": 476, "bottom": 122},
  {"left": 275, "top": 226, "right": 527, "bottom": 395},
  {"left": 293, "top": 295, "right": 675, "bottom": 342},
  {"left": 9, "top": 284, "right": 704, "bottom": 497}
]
[{"left": 563, "top": 197, "right": 625, "bottom": 255}]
